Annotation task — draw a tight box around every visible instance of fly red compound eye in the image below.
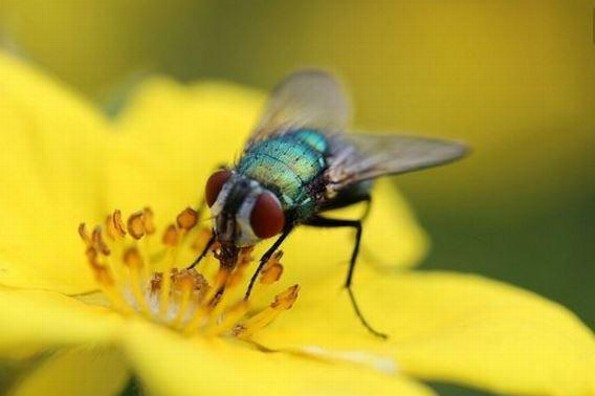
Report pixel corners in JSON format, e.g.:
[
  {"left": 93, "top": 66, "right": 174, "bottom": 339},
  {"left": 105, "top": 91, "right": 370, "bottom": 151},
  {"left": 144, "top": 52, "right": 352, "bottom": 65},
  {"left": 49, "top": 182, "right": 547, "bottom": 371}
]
[
  {"left": 205, "top": 170, "right": 232, "bottom": 207},
  {"left": 250, "top": 192, "right": 285, "bottom": 239}
]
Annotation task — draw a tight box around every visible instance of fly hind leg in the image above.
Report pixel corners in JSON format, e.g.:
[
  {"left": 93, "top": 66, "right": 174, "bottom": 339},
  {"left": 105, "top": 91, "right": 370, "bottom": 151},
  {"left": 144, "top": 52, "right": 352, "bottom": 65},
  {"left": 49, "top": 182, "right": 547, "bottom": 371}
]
[{"left": 305, "top": 214, "right": 387, "bottom": 339}]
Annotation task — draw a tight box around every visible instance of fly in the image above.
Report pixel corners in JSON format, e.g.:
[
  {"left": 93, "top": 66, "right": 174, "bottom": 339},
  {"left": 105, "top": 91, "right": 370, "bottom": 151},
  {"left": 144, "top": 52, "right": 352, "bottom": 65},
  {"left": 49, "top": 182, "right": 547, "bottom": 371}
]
[{"left": 189, "top": 70, "right": 468, "bottom": 338}]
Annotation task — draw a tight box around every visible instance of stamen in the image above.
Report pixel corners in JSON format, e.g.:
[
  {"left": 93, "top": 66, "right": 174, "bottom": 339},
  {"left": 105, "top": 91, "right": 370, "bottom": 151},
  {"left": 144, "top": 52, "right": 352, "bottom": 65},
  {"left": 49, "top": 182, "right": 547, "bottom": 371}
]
[
  {"left": 227, "top": 247, "right": 254, "bottom": 288},
  {"left": 176, "top": 207, "right": 198, "bottom": 231},
  {"left": 233, "top": 285, "right": 300, "bottom": 339},
  {"left": 158, "top": 241, "right": 176, "bottom": 317},
  {"left": 78, "top": 207, "right": 300, "bottom": 339},
  {"left": 162, "top": 224, "right": 179, "bottom": 247},
  {"left": 204, "top": 301, "right": 248, "bottom": 336},
  {"left": 260, "top": 251, "right": 284, "bottom": 285},
  {"left": 123, "top": 247, "right": 150, "bottom": 313},
  {"left": 171, "top": 269, "right": 204, "bottom": 326},
  {"left": 127, "top": 211, "right": 146, "bottom": 240},
  {"left": 105, "top": 210, "right": 126, "bottom": 240},
  {"left": 142, "top": 207, "right": 156, "bottom": 235},
  {"left": 78, "top": 223, "right": 131, "bottom": 313},
  {"left": 91, "top": 226, "right": 111, "bottom": 255}
]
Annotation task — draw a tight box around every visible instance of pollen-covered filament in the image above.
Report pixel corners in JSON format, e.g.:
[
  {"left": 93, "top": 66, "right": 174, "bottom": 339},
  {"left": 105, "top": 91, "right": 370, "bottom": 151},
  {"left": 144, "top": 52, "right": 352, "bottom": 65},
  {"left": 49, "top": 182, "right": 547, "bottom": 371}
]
[{"left": 78, "top": 207, "right": 298, "bottom": 338}]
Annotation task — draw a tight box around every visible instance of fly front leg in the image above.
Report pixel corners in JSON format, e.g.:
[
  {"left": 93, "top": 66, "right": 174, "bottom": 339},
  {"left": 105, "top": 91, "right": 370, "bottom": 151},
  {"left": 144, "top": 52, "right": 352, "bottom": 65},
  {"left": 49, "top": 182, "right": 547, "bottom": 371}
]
[
  {"left": 244, "top": 226, "right": 294, "bottom": 300},
  {"left": 187, "top": 232, "right": 216, "bottom": 270},
  {"left": 305, "top": 214, "right": 387, "bottom": 339},
  {"left": 186, "top": 196, "right": 216, "bottom": 270}
]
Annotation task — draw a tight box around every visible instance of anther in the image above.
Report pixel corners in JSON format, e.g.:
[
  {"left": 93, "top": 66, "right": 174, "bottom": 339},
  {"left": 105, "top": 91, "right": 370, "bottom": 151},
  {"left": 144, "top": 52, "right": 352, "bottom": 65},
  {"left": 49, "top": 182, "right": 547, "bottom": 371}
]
[
  {"left": 127, "top": 211, "right": 146, "bottom": 239},
  {"left": 233, "top": 285, "right": 300, "bottom": 338},
  {"left": 239, "top": 247, "right": 255, "bottom": 266},
  {"left": 227, "top": 247, "right": 255, "bottom": 288},
  {"left": 176, "top": 207, "right": 198, "bottom": 231},
  {"left": 142, "top": 207, "right": 156, "bottom": 235},
  {"left": 92, "top": 262, "right": 116, "bottom": 287},
  {"left": 82, "top": 245, "right": 115, "bottom": 288},
  {"left": 172, "top": 268, "right": 209, "bottom": 298},
  {"left": 150, "top": 272, "right": 164, "bottom": 293},
  {"left": 123, "top": 247, "right": 144, "bottom": 269},
  {"left": 162, "top": 224, "right": 179, "bottom": 247},
  {"left": 78, "top": 223, "right": 91, "bottom": 247},
  {"left": 80, "top": 207, "right": 300, "bottom": 338},
  {"left": 106, "top": 210, "right": 127, "bottom": 240},
  {"left": 91, "top": 226, "right": 111, "bottom": 255},
  {"left": 260, "top": 251, "right": 284, "bottom": 285},
  {"left": 271, "top": 284, "right": 300, "bottom": 310}
]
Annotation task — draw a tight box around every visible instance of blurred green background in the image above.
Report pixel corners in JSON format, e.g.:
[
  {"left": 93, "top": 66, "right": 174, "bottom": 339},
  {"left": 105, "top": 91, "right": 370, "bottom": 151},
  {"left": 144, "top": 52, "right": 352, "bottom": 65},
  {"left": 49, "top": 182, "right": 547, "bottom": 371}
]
[{"left": 1, "top": 1, "right": 593, "bottom": 395}]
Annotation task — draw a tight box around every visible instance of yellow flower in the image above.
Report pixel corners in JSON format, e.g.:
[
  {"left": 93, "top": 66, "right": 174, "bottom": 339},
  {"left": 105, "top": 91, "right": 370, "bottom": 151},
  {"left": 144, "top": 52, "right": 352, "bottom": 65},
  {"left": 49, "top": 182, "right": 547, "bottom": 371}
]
[{"left": 0, "top": 51, "right": 593, "bottom": 396}]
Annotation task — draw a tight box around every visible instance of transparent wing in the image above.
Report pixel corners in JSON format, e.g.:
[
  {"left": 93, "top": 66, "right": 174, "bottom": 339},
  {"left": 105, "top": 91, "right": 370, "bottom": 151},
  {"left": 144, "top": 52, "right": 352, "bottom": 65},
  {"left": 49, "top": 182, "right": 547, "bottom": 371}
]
[
  {"left": 326, "top": 133, "right": 469, "bottom": 189},
  {"left": 249, "top": 70, "right": 350, "bottom": 145},
  {"left": 249, "top": 71, "right": 468, "bottom": 188}
]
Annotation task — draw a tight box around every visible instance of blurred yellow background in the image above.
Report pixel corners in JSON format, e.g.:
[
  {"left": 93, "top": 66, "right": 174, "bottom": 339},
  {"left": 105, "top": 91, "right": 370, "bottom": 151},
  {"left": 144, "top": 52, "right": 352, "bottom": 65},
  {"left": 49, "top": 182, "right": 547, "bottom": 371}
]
[{"left": 1, "top": 2, "right": 593, "bottom": 393}]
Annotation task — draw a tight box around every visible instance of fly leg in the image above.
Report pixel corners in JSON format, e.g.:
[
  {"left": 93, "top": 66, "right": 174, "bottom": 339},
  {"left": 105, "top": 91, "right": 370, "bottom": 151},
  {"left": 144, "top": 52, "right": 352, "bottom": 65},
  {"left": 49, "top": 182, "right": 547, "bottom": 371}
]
[
  {"left": 244, "top": 227, "right": 294, "bottom": 300},
  {"left": 359, "top": 196, "right": 373, "bottom": 223},
  {"left": 305, "top": 214, "right": 387, "bottom": 339},
  {"left": 187, "top": 231, "right": 216, "bottom": 270}
]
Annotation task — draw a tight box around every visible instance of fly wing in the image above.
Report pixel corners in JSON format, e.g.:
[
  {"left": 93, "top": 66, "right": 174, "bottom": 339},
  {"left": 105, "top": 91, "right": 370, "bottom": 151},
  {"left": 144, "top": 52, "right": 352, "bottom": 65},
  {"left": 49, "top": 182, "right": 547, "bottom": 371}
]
[
  {"left": 249, "top": 70, "right": 350, "bottom": 145},
  {"left": 326, "top": 133, "right": 469, "bottom": 190},
  {"left": 249, "top": 71, "right": 468, "bottom": 189}
]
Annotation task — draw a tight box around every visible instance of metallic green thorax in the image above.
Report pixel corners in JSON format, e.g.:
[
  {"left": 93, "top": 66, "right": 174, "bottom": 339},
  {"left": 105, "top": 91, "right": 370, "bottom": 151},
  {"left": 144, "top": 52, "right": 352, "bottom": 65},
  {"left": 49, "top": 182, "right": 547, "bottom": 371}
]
[{"left": 236, "top": 129, "right": 328, "bottom": 219}]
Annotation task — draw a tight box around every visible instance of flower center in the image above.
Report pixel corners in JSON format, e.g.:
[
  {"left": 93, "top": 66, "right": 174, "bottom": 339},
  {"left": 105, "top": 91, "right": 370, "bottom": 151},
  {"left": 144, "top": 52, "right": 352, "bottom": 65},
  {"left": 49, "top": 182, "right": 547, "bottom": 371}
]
[{"left": 78, "top": 207, "right": 298, "bottom": 338}]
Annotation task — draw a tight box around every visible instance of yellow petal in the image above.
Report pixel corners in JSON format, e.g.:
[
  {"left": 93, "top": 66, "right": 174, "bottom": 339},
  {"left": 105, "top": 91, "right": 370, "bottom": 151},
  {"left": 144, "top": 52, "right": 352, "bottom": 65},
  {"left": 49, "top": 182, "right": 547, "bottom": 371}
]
[
  {"left": 105, "top": 78, "right": 263, "bottom": 221},
  {"left": 0, "top": 52, "right": 109, "bottom": 293},
  {"left": 0, "top": 288, "right": 122, "bottom": 358},
  {"left": 255, "top": 268, "right": 595, "bottom": 396},
  {"left": 121, "top": 319, "right": 435, "bottom": 396},
  {"left": 7, "top": 347, "right": 129, "bottom": 396},
  {"left": 389, "top": 273, "right": 595, "bottom": 396},
  {"left": 359, "top": 179, "right": 428, "bottom": 269}
]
